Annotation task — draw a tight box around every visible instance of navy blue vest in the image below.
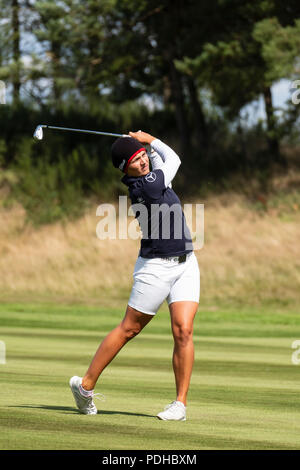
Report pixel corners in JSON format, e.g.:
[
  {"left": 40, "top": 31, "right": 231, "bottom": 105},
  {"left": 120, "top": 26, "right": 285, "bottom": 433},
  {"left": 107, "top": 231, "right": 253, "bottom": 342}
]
[{"left": 122, "top": 169, "right": 193, "bottom": 258}]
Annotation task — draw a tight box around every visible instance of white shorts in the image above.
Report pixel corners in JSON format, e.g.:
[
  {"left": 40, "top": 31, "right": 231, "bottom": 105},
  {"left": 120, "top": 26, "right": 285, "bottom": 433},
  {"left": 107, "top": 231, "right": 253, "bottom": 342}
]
[{"left": 128, "top": 252, "right": 200, "bottom": 315}]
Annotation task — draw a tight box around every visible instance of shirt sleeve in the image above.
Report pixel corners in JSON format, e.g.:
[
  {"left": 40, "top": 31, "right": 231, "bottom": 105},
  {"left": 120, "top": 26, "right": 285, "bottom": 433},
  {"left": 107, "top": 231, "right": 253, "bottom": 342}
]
[
  {"left": 147, "top": 145, "right": 172, "bottom": 189},
  {"left": 149, "top": 139, "right": 181, "bottom": 188}
]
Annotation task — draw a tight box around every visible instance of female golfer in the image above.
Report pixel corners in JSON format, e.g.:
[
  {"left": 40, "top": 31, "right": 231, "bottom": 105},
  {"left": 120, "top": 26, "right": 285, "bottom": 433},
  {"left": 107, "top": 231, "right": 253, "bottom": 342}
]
[{"left": 70, "top": 131, "right": 200, "bottom": 421}]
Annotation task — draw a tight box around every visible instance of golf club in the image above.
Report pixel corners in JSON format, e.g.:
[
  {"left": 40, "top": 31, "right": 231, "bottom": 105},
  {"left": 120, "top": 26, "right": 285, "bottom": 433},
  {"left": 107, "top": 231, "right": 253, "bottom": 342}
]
[{"left": 33, "top": 124, "right": 128, "bottom": 141}]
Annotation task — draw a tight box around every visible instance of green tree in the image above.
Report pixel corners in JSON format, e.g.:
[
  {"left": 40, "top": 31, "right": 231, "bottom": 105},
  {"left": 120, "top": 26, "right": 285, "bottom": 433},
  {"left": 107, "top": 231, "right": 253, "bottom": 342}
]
[
  {"left": 0, "top": 0, "right": 22, "bottom": 105},
  {"left": 175, "top": 0, "right": 296, "bottom": 166},
  {"left": 100, "top": 0, "right": 212, "bottom": 167},
  {"left": 0, "top": 0, "right": 40, "bottom": 106}
]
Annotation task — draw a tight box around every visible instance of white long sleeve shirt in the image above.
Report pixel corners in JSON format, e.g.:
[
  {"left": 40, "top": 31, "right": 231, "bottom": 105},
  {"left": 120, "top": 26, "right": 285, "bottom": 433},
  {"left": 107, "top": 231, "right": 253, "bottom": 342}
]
[{"left": 146, "top": 139, "right": 181, "bottom": 189}]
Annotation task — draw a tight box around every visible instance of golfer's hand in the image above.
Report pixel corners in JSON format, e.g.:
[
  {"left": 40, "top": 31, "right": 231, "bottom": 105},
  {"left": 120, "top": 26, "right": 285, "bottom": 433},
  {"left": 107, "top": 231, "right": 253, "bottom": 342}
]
[{"left": 129, "top": 130, "right": 156, "bottom": 144}]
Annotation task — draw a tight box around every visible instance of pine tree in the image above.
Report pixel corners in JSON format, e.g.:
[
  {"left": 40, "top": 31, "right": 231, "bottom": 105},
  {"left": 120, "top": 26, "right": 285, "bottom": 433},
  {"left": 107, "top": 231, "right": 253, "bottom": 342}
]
[{"left": 175, "top": 0, "right": 293, "bottom": 166}]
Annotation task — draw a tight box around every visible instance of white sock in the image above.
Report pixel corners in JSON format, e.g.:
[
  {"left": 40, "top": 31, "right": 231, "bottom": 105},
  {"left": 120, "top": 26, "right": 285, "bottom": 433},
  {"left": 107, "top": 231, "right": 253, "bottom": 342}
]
[
  {"left": 79, "top": 384, "right": 94, "bottom": 397},
  {"left": 176, "top": 401, "right": 186, "bottom": 408}
]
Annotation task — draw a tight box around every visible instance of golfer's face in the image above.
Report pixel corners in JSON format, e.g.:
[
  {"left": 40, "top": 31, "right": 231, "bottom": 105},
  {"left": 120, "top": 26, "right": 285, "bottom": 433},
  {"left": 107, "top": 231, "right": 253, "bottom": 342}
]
[{"left": 127, "top": 150, "right": 149, "bottom": 177}]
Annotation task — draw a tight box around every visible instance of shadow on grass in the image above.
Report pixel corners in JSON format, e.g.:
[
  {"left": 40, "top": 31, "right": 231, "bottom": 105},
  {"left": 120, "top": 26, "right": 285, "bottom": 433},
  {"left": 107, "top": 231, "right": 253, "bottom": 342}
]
[{"left": 9, "top": 404, "right": 156, "bottom": 418}]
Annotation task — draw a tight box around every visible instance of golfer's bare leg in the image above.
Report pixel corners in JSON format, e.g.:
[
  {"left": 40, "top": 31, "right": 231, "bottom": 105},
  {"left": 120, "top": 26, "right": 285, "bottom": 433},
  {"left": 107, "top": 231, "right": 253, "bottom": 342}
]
[
  {"left": 169, "top": 301, "right": 198, "bottom": 406},
  {"left": 82, "top": 306, "right": 153, "bottom": 390}
]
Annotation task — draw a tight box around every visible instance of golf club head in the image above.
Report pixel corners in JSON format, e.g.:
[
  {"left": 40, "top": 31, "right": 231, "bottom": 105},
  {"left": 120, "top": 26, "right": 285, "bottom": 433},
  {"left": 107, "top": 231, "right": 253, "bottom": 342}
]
[{"left": 33, "top": 125, "right": 44, "bottom": 141}]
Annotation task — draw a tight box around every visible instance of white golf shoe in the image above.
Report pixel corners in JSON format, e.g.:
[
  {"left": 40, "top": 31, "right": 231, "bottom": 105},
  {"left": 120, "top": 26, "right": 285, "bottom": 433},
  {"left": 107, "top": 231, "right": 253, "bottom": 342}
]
[
  {"left": 69, "top": 376, "right": 104, "bottom": 415},
  {"left": 157, "top": 401, "right": 186, "bottom": 421}
]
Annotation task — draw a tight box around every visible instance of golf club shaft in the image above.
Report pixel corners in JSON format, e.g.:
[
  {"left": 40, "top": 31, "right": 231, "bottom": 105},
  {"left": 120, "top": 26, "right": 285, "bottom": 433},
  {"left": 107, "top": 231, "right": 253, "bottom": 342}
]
[{"left": 42, "top": 125, "right": 126, "bottom": 138}]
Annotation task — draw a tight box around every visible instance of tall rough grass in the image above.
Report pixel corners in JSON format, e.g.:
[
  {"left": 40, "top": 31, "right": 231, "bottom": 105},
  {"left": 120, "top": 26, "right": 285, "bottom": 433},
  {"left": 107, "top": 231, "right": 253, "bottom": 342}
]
[{"left": 0, "top": 184, "right": 299, "bottom": 308}]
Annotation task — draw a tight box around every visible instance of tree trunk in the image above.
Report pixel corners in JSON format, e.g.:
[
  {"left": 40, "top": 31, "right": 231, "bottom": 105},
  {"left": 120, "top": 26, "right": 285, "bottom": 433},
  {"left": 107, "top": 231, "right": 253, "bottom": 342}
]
[
  {"left": 186, "top": 76, "right": 208, "bottom": 150},
  {"left": 12, "top": 0, "right": 21, "bottom": 105},
  {"left": 51, "top": 41, "right": 61, "bottom": 105},
  {"left": 168, "top": 58, "right": 191, "bottom": 161},
  {"left": 237, "top": 115, "right": 249, "bottom": 169},
  {"left": 263, "top": 86, "right": 286, "bottom": 167}
]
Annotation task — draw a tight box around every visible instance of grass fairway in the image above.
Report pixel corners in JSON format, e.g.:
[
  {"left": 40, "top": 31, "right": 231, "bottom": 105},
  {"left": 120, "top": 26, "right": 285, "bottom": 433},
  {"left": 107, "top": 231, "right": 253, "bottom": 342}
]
[{"left": 1, "top": 301, "right": 300, "bottom": 450}]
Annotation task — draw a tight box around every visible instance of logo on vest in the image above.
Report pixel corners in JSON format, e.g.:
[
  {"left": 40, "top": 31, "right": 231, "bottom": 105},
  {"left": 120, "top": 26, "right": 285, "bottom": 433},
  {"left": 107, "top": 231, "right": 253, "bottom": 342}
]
[{"left": 145, "top": 172, "right": 156, "bottom": 183}]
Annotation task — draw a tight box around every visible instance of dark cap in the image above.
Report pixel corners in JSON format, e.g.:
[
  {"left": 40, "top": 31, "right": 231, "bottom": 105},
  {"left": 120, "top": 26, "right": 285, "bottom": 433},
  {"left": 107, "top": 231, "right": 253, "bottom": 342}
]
[{"left": 111, "top": 137, "right": 146, "bottom": 173}]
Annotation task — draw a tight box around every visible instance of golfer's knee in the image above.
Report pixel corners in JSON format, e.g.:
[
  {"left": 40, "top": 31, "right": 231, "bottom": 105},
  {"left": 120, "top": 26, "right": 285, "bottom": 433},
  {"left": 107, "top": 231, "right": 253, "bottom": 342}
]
[
  {"left": 120, "top": 323, "right": 142, "bottom": 341},
  {"left": 173, "top": 325, "right": 193, "bottom": 347}
]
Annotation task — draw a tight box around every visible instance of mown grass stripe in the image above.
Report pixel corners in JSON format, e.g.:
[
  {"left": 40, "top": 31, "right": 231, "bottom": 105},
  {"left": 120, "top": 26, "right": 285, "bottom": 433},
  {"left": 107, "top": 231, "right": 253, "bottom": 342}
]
[{"left": 1, "top": 302, "right": 300, "bottom": 450}]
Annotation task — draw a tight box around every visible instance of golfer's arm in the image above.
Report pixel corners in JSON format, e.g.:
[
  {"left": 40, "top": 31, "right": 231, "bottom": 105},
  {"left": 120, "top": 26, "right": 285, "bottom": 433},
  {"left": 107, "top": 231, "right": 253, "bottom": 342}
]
[
  {"left": 150, "top": 139, "right": 181, "bottom": 188},
  {"left": 146, "top": 146, "right": 171, "bottom": 188},
  {"left": 147, "top": 147, "right": 164, "bottom": 168}
]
